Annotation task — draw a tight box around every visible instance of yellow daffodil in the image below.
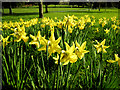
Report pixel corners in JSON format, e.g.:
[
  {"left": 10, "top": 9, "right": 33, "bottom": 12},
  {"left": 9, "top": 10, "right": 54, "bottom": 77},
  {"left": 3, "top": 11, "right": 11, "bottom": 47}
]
[
  {"left": 86, "top": 17, "right": 91, "bottom": 23},
  {"left": 91, "top": 20, "right": 95, "bottom": 26},
  {"left": 107, "top": 54, "right": 120, "bottom": 67},
  {"left": 112, "top": 24, "right": 117, "bottom": 30},
  {"left": 53, "top": 42, "right": 78, "bottom": 65},
  {"left": 2, "top": 18, "right": 38, "bottom": 29},
  {"left": 92, "top": 16, "right": 95, "bottom": 19},
  {"left": 53, "top": 54, "right": 60, "bottom": 64},
  {"left": 75, "top": 41, "right": 89, "bottom": 59},
  {"left": 94, "top": 39, "right": 109, "bottom": 53},
  {"left": 11, "top": 26, "right": 29, "bottom": 43},
  {"left": 99, "top": 18, "right": 103, "bottom": 24},
  {"left": 55, "top": 17, "right": 57, "bottom": 20},
  {"left": 29, "top": 31, "right": 45, "bottom": 48},
  {"left": 41, "top": 24, "right": 45, "bottom": 28},
  {"left": 84, "top": 15, "right": 89, "bottom": 18},
  {"left": 95, "top": 28, "right": 99, "bottom": 32},
  {"left": 78, "top": 24, "right": 85, "bottom": 30},
  {"left": 0, "top": 35, "right": 10, "bottom": 48},
  {"left": 104, "top": 28, "right": 110, "bottom": 34},
  {"left": 38, "top": 30, "right": 61, "bottom": 57},
  {"left": 68, "top": 25, "right": 73, "bottom": 33},
  {"left": 20, "top": 18, "right": 23, "bottom": 22},
  {"left": 102, "top": 20, "right": 107, "bottom": 27}
]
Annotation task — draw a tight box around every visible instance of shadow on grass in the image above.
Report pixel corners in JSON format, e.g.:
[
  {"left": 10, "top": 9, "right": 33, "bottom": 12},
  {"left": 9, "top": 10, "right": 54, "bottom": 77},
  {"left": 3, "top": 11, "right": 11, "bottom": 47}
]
[
  {"left": 49, "top": 10, "right": 118, "bottom": 13},
  {"left": 2, "top": 12, "right": 39, "bottom": 16},
  {"left": 2, "top": 10, "right": 118, "bottom": 16}
]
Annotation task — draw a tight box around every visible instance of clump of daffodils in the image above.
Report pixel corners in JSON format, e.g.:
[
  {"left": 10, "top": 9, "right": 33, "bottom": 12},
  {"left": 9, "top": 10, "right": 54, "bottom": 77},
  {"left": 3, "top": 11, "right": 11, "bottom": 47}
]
[{"left": 53, "top": 41, "right": 89, "bottom": 65}]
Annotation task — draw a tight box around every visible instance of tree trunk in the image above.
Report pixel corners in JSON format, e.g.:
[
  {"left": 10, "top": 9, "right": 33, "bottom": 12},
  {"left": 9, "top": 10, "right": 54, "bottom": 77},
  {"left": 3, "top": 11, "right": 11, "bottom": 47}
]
[
  {"left": 39, "top": 2, "right": 43, "bottom": 18},
  {"left": 72, "top": 5, "right": 74, "bottom": 8},
  {"left": 99, "top": 3, "right": 100, "bottom": 11},
  {"left": 9, "top": 2, "right": 12, "bottom": 14},
  {"left": 82, "top": 2, "right": 84, "bottom": 8},
  {"left": 118, "top": 1, "right": 120, "bottom": 20},
  {"left": 105, "top": 2, "right": 107, "bottom": 12},
  {"left": 45, "top": 3, "right": 48, "bottom": 13},
  {"left": 2, "top": 6, "right": 4, "bottom": 14},
  {"left": 88, "top": 2, "right": 90, "bottom": 11}
]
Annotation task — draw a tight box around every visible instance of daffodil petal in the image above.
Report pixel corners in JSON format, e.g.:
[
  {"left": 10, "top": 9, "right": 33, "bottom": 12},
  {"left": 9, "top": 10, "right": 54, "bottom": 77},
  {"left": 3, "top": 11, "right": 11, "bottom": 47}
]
[
  {"left": 101, "top": 39, "right": 106, "bottom": 45},
  {"left": 64, "top": 42, "right": 70, "bottom": 51},
  {"left": 63, "top": 60, "right": 69, "bottom": 65},
  {"left": 81, "top": 41, "right": 86, "bottom": 50},
  {"left": 38, "top": 46, "right": 46, "bottom": 51},
  {"left": 75, "top": 40, "right": 81, "bottom": 49},
  {"left": 107, "top": 60, "right": 116, "bottom": 63}
]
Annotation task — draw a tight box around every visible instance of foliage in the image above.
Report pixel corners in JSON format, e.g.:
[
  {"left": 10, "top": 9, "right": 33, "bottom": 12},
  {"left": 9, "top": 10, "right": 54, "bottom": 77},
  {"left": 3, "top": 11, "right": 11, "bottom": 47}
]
[{"left": 1, "top": 15, "right": 120, "bottom": 89}]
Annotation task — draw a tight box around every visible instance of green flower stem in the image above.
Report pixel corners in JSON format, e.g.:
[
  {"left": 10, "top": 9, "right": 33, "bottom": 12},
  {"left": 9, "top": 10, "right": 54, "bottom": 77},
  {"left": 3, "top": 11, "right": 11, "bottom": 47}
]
[
  {"left": 90, "top": 56, "right": 93, "bottom": 88},
  {"left": 65, "top": 63, "right": 72, "bottom": 89},
  {"left": 24, "top": 51, "right": 26, "bottom": 71},
  {"left": 99, "top": 52, "right": 103, "bottom": 88},
  {"left": 60, "top": 61, "right": 64, "bottom": 88},
  {"left": 57, "top": 54, "right": 61, "bottom": 89},
  {"left": 20, "top": 45, "right": 23, "bottom": 86},
  {"left": 45, "top": 26, "right": 48, "bottom": 39},
  {"left": 41, "top": 51, "right": 46, "bottom": 75},
  {"left": 46, "top": 44, "right": 49, "bottom": 84},
  {"left": 62, "top": 27, "right": 65, "bottom": 50},
  {"left": 65, "top": 25, "right": 69, "bottom": 43}
]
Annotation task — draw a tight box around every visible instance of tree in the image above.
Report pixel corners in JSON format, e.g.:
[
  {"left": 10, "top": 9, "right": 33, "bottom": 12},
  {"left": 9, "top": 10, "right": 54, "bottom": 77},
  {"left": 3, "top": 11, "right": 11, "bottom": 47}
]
[
  {"left": 39, "top": 1, "right": 43, "bottom": 18},
  {"left": 44, "top": 2, "right": 48, "bottom": 13},
  {"left": 2, "top": 2, "right": 12, "bottom": 14},
  {"left": 9, "top": 2, "right": 12, "bottom": 14},
  {"left": 2, "top": 2, "right": 25, "bottom": 15},
  {"left": 98, "top": 2, "right": 101, "bottom": 11}
]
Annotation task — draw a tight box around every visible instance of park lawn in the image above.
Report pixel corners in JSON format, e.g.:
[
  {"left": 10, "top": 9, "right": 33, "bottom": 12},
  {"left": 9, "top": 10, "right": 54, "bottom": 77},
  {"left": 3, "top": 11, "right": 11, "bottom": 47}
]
[{"left": 2, "top": 5, "right": 118, "bottom": 22}]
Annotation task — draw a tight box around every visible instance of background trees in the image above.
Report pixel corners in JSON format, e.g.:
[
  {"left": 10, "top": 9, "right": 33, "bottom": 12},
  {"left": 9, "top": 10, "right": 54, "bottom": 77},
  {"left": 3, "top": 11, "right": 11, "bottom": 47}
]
[{"left": 2, "top": 2, "right": 119, "bottom": 17}]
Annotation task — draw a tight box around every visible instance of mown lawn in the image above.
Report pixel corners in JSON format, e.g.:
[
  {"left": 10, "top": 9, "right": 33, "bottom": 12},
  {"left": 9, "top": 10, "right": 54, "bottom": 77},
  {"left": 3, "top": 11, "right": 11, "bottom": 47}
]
[{"left": 2, "top": 5, "right": 118, "bottom": 22}]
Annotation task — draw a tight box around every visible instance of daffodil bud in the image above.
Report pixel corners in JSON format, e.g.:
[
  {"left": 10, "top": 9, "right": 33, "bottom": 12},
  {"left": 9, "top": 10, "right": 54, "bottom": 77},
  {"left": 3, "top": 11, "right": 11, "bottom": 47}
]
[
  {"left": 61, "top": 50, "right": 65, "bottom": 54},
  {"left": 75, "top": 47, "right": 79, "bottom": 51},
  {"left": 48, "top": 41, "right": 51, "bottom": 46}
]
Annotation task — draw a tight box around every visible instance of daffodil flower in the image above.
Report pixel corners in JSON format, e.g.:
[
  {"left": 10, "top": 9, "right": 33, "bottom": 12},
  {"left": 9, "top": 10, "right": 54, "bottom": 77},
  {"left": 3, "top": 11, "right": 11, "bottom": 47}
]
[
  {"left": 75, "top": 41, "right": 89, "bottom": 59},
  {"left": 53, "top": 42, "right": 78, "bottom": 65},
  {"left": 14, "top": 32, "right": 29, "bottom": 43},
  {"left": 68, "top": 25, "right": 73, "bottom": 33},
  {"left": 61, "top": 42, "right": 77, "bottom": 65},
  {"left": 29, "top": 31, "right": 45, "bottom": 48},
  {"left": 104, "top": 28, "right": 110, "bottom": 34},
  {"left": 53, "top": 54, "right": 61, "bottom": 64},
  {"left": 95, "top": 28, "right": 99, "bottom": 32},
  {"left": 0, "top": 35, "right": 10, "bottom": 48},
  {"left": 78, "top": 24, "right": 85, "bottom": 30},
  {"left": 107, "top": 54, "right": 120, "bottom": 67},
  {"left": 38, "top": 30, "right": 61, "bottom": 57},
  {"left": 94, "top": 39, "right": 109, "bottom": 53},
  {"left": 112, "top": 24, "right": 117, "bottom": 30},
  {"left": 10, "top": 26, "right": 29, "bottom": 43},
  {"left": 102, "top": 20, "right": 107, "bottom": 27}
]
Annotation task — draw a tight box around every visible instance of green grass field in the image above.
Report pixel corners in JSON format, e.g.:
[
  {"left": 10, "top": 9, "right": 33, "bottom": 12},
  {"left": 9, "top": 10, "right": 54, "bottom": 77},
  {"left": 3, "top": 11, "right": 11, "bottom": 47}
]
[{"left": 2, "top": 5, "right": 118, "bottom": 22}]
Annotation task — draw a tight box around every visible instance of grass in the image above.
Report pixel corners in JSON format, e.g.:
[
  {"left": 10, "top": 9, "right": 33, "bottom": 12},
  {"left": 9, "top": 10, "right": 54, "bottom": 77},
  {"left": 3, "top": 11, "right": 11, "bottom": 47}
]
[{"left": 2, "top": 5, "right": 119, "bottom": 22}]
